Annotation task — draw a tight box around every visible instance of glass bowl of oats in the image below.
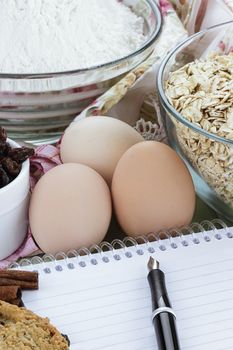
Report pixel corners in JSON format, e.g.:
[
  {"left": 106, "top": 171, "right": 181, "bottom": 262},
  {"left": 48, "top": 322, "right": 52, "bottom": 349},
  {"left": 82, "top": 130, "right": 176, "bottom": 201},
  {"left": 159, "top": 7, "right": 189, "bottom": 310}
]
[{"left": 158, "top": 21, "right": 233, "bottom": 221}]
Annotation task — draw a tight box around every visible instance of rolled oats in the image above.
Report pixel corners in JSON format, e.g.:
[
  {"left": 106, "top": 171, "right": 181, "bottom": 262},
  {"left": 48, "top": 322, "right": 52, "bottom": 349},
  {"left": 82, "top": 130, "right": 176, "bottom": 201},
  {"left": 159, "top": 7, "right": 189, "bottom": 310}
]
[{"left": 165, "top": 53, "right": 233, "bottom": 207}]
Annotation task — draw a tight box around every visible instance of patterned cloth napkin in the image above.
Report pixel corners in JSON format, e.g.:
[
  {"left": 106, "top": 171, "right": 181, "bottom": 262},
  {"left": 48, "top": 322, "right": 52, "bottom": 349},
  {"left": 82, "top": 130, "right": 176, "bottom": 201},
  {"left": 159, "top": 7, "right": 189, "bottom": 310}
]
[{"left": 1, "top": 0, "right": 233, "bottom": 268}]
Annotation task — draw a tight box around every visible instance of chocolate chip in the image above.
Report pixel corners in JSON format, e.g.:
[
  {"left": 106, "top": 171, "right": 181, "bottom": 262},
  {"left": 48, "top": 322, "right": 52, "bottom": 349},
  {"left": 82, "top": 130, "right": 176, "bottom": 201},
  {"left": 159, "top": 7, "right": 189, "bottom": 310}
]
[
  {"left": 0, "top": 166, "right": 9, "bottom": 188},
  {"left": 0, "top": 127, "right": 7, "bottom": 143},
  {"left": 1, "top": 158, "right": 22, "bottom": 178},
  {"left": 0, "top": 127, "right": 34, "bottom": 189},
  {"left": 8, "top": 147, "right": 35, "bottom": 163}
]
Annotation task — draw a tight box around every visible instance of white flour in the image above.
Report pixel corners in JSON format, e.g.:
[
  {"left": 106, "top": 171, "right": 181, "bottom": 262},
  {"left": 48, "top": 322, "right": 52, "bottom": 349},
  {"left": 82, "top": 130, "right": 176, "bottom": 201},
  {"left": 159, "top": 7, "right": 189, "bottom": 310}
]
[{"left": 0, "top": 0, "right": 145, "bottom": 74}]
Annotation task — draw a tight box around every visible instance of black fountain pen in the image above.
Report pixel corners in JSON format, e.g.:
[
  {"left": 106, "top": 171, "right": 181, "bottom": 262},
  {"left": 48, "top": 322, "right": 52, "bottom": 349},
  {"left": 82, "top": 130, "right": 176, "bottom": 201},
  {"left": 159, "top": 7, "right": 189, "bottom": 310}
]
[{"left": 147, "top": 257, "right": 180, "bottom": 350}]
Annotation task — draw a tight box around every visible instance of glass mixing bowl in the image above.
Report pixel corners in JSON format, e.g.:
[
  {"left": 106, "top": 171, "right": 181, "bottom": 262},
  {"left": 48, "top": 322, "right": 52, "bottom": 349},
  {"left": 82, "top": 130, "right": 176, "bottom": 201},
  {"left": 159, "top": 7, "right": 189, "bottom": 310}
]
[
  {"left": 0, "top": 0, "right": 162, "bottom": 145},
  {"left": 157, "top": 21, "right": 233, "bottom": 222}
]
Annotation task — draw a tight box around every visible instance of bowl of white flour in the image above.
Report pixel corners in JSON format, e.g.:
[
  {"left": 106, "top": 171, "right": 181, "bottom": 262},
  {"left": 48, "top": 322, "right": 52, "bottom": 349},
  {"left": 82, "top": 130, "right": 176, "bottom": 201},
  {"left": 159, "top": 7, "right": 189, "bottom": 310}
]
[{"left": 0, "top": 0, "right": 161, "bottom": 144}]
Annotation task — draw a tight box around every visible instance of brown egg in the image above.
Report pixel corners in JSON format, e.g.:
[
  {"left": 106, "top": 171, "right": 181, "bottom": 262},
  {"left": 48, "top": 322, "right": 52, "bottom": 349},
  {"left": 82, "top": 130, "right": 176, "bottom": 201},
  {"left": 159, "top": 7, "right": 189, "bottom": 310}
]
[
  {"left": 29, "top": 163, "right": 112, "bottom": 254},
  {"left": 111, "top": 141, "right": 195, "bottom": 236},
  {"left": 60, "top": 116, "right": 144, "bottom": 185}
]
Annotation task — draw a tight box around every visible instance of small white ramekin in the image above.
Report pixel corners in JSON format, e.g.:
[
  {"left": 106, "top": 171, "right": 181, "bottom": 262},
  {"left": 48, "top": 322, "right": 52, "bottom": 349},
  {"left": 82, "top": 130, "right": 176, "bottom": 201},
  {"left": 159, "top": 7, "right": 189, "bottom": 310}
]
[{"left": 0, "top": 139, "right": 30, "bottom": 260}]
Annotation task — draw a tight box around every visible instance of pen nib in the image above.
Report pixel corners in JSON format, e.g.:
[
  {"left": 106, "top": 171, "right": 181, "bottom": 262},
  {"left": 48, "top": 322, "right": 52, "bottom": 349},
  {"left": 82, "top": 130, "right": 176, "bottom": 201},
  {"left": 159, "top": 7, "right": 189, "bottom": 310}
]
[{"left": 147, "top": 256, "right": 159, "bottom": 271}]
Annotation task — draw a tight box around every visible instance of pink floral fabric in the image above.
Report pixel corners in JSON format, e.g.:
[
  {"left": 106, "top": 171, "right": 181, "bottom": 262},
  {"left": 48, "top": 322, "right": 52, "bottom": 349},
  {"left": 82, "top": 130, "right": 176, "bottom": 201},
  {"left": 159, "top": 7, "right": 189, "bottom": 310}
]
[
  {"left": 170, "top": 0, "right": 233, "bottom": 34},
  {"left": 29, "top": 145, "right": 62, "bottom": 190},
  {"left": 159, "top": 0, "right": 173, "bottom": 16}
]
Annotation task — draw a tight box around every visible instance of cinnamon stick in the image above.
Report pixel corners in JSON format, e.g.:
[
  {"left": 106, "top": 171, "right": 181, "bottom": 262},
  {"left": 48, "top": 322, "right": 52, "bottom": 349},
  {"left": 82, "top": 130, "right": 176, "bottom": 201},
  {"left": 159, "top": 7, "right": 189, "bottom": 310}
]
[
  {"left": 0, "top": 270, "right": 38, "bottom": 290},
  {"left": 10, "top": 298, "right": 25, "bottom": 307},
  {"left": 0, "top": 286, "right": 24, "bottom": 306},
  {"left": 0, "top": 285, "right": 21, "bottom": 300}
]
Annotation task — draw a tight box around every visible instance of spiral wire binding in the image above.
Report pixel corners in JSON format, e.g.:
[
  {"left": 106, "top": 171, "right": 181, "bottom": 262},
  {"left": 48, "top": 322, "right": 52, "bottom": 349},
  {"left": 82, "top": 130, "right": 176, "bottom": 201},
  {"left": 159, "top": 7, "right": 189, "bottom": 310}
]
[{"left": 10, "top": 220, "right": 232, "bottom": 272}]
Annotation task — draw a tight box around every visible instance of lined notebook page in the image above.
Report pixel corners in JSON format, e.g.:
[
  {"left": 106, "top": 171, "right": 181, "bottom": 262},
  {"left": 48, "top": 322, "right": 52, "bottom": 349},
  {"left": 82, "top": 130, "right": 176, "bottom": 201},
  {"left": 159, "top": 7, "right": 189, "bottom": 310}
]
[{"left": 21, "top": 228, "right": 233, "bottom": 350}]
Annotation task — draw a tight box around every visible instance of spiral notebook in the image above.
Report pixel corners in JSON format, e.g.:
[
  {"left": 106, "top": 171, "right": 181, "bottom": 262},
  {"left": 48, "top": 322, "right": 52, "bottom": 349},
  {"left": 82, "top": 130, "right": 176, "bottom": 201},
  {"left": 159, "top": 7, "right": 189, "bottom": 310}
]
[{"left": 14, "top": 220, "right": 233, "bottom": 350}]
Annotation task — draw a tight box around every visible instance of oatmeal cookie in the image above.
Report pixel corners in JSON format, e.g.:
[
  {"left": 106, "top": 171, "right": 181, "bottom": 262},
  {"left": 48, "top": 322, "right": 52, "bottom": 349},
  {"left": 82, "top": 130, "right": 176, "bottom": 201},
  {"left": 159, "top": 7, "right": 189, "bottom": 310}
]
[{"left": 0, "top": 300, "right": 69, "bottom": 349}]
